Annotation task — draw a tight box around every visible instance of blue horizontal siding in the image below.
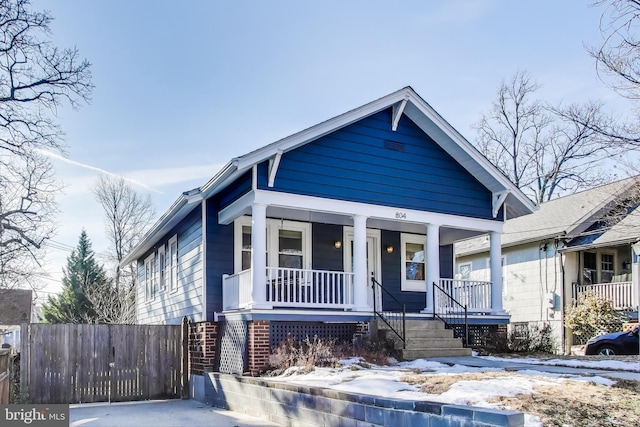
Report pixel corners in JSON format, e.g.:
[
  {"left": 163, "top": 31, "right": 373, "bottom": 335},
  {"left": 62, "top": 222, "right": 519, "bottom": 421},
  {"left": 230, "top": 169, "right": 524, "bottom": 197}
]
[
  {"left": 258, "top": 108, "right": 494, "bottom": 220},
  {"left": 205, "top": 197, "right": 234, "bottom": 319},
  {"left": 218, "top": 170, "right": 252, "bottom": 210}
]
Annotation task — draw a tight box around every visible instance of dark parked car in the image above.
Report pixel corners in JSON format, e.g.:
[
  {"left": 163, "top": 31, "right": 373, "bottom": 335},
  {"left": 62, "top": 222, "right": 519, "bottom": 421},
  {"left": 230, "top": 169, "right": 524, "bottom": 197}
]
[{"left": 584, "top": 326, "right": 639, "bottom": 355}]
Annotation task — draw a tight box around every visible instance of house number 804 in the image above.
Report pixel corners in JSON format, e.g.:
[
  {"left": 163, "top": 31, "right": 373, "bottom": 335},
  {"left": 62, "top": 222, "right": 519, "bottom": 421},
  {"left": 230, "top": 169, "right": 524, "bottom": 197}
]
[{"left": 395, "top": 212, "right": 407, "bottom": 219}]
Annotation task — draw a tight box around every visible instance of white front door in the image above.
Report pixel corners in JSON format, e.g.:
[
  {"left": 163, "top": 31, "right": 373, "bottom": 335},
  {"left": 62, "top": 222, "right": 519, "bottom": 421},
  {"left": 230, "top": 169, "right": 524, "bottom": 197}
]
[{"left": 344, "top": 228, "right": 381, "bottom": 308}]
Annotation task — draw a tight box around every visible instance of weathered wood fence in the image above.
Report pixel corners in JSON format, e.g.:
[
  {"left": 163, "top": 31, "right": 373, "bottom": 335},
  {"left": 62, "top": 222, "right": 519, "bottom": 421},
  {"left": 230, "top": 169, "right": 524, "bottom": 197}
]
[
  {"left": 0, "top": 348, "right": 9, "bottom": 404},
  {"left": 21, "top": 322, "right": 188, "bottom": 404}
]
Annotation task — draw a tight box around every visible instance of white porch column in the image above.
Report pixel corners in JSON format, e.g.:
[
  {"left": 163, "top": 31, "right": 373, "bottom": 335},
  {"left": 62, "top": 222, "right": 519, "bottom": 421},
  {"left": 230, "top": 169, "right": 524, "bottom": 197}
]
[
  {"left": 353, "top": 214, "right": 369, "bottom": 310},
  {"left": 251, "top": 203, "right": 268, "bottom": 308},
  {"left": 490, "top": 231, "right": 504, "bottom": 313},
  {"left": 423, "top": 223, "right": 440, "bottom": 313}
]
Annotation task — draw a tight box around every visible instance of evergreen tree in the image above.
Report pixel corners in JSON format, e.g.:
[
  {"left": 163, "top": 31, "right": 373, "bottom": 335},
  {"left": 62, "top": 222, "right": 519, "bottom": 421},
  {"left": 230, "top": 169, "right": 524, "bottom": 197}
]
[{"left": 41, "top": 230, "right": 109, "bottom": 323}]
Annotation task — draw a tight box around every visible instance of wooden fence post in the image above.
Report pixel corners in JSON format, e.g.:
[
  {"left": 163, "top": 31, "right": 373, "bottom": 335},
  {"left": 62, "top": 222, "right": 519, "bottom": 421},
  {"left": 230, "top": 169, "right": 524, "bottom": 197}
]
[
  {"left": 20, "top": 323, "right": 29, "bottom": 398},
  {"left": 181, "top": 316, "right": 189, "bottom": 399}
]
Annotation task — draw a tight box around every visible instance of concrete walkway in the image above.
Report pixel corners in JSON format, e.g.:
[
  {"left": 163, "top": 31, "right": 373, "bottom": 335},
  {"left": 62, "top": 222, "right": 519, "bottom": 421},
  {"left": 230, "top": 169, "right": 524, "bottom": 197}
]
[
  {"left": 429, "top": 356, "right": 640, "bottom": 382},
  {"left": 69, "top": 398, "right": 280, "bottom": 427}
]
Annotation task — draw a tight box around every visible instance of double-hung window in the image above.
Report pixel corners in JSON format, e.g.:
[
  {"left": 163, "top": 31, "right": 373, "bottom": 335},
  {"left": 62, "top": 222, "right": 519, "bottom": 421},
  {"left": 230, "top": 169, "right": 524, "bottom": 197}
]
[
  {"left": 168, "top": 235, "right": 178, "bottom": 292},
  {"left": 234, "top": 216, "right": 310, "bottom": 273},
  {"left": 144, "top": 253, "right": 156, "bottom": 301}
]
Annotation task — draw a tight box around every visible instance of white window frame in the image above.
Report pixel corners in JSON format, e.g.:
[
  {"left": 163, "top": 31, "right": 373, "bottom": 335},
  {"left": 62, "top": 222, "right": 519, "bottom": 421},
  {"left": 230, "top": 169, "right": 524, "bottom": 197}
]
[
  {"left": 401, "top": 233, "right": 426, "bottom": 292},
  {"left": 233, "top": 216, "right": 311, "bottom": 273},
  {"left": 158, "top": 244, "right": 166, "bottom": 292},
  {"left": 168, "top": 234, "right": 178, "bottom": 293},
  {"left": 144, "top": 253, "right": 156, "bottom": 301}
]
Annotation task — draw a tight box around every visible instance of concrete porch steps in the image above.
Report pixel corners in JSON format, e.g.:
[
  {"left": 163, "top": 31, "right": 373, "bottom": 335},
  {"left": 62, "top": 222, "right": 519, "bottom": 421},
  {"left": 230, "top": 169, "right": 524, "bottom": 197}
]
[{"left": 376, "top": 319, "right": 472, "bottom": 359}]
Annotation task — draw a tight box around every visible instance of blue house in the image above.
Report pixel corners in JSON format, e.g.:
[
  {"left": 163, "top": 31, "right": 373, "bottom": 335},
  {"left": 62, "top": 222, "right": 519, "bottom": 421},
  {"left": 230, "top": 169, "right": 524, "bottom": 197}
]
[{"left": 122, "top": 87, "right": 535, "bottom": 375}]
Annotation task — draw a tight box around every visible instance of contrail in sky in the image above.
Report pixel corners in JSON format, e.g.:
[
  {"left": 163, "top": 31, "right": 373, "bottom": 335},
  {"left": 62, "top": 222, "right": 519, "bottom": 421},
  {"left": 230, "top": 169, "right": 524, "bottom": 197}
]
[{"left": 35, "top": 148, "right": 162, "bottom": 193}]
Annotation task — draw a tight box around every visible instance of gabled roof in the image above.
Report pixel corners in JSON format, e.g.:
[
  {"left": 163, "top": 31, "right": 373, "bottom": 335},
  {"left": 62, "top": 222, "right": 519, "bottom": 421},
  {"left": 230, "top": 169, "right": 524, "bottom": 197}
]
[
  {"left": 455, "top": 177, "right": 640, "bottom": 256},
  {"left": 122, "top": 86, "right": 536, "bottom": 265}
]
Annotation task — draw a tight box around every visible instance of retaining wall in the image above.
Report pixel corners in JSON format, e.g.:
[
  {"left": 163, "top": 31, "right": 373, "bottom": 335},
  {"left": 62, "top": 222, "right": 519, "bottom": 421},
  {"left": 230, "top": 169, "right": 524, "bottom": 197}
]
[{"left": 203, "top": 372, "right": 525, "bottom": 427}]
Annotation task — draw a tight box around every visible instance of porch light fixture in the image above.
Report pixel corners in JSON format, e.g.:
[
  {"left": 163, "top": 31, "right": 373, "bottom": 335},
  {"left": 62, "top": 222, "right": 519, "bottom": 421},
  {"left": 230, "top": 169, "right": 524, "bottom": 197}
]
[
  {"left": 334, "top": 240, "right": 342, "bottom": 249},
  {"left": 386, "top": 245, "right": 394, "bottom": 253},
  {"left": 623, "top": 259, "right": 631, "bottom": 270}
]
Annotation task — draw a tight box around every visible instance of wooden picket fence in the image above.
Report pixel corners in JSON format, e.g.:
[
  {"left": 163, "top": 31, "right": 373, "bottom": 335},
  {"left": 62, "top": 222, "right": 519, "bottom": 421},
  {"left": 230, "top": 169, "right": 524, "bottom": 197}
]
[
  {"left": 20, "top": 322, "right": 188, "bottom": 404},
  {"left": 0, "top": 348, "right": 9, "bottom": 404}
]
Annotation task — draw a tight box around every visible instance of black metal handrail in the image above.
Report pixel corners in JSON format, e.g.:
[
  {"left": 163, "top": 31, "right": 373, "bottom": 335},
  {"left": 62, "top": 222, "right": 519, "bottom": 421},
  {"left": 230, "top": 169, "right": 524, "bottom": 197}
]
[
  {"left": 432, "top": 281, "right": 469, "bottom": 346},
  {"left": 371, "top": 276, "right": 405, "bottom": 349}
]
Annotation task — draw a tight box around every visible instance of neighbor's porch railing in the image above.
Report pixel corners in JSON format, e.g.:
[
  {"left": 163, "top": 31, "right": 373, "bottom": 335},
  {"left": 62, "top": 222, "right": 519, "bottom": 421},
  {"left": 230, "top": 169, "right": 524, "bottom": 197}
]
[
  {"left": 438, "top": 279, "right": 492, "bottom": 312},
  {"left": 223, "top": 267, "right": 354, "bottom": 310},
  {"left": 572, "top": 281, "right": 635, "bottom": 310}
]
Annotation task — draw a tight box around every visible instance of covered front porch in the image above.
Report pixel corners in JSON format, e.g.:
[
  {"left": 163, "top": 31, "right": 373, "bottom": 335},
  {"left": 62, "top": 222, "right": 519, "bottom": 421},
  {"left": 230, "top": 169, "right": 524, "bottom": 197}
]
[{"left": 218, "top": 188, "right": 507, "bottom": 317}]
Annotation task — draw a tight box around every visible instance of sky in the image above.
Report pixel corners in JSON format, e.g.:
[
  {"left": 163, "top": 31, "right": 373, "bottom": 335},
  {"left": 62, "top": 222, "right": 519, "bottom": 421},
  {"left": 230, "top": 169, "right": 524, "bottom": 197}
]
[
  {"left": 25, "top": 0, "right": 635, "bottom": 301},
  {"left": 269, "top": 354, "right": 640, "bottom": 427}
]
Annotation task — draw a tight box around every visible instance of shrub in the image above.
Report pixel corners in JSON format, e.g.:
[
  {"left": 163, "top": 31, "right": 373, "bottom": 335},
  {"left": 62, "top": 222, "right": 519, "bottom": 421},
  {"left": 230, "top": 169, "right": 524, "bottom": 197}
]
[
  {"left": 565, "top": 292, "right": 625, "bottom": 337},
  {"left": 267, "top": 335, "right": 340, "bottom": 376},
  {"left": 483, "top": 323, "right": 557, "bottom": 354}
]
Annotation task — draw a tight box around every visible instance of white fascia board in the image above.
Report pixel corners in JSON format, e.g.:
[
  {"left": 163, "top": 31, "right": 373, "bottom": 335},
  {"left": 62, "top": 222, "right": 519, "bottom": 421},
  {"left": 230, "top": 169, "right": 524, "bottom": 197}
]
[
  {"left": 252, "top": 189, "right": 504, "bottom": 233},
  {"left": 233, "top": 87, "right": 415, "bottom": 171}
]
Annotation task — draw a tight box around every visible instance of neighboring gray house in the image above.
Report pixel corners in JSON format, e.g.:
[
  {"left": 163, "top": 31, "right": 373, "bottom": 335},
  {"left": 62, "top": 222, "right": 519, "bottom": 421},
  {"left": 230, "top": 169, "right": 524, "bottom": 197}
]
[{"left": 455, "top": 177, "right": 640, "bottom": 354}]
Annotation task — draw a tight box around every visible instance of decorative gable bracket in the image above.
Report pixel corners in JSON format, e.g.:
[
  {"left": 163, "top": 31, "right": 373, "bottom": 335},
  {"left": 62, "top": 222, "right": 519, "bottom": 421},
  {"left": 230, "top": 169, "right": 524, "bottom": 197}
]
[
  {"left": 492, "top": 190, "right": 510, "bottom": 218},
  {"left": 391, "top": 96, "right": 409, "bottom": 131},
  {"left": 268, "top": 149, "right": 284, "bottom": 187}
]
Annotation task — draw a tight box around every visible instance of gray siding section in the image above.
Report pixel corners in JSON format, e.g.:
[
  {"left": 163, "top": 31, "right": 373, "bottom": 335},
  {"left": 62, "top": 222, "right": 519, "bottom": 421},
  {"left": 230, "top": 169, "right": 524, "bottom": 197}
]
[{"left": 136, "top": 208, "right": 204, "bottom": 325}]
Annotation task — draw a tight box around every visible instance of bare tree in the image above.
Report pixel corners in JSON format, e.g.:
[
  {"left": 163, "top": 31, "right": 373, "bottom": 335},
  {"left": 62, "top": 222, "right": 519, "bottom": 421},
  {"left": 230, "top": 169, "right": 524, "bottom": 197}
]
[
  {"left": 474, "top": 71, "right": 619, "bottom": 203},
  {"left": 0, "top": 0, "right": 92, "bottom": 289},
  {"left": 590, "top": 0, "right": 640, "bottom": 101},
  {"left": 0, "top": 152, "right": 58, "bottom": 288},
  {"left": 93, "top": 175, "right": 155, "bottom": 293}
]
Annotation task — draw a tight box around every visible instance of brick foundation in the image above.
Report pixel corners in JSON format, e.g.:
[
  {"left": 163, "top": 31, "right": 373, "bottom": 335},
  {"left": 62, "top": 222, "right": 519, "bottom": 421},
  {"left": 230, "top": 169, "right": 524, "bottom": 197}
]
[
  {"left": 188, "top": 321, "right": 218, "bottom": 375},
  {"left": 247, "top": 320, "right": 270, "bottom": 376}
]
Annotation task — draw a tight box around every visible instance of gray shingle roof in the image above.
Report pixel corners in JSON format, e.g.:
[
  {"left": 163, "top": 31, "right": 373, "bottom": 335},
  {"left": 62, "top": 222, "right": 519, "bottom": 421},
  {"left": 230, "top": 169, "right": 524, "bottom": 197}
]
[{"left": 455, "top": 177, "right": 639, "bottom": 256}]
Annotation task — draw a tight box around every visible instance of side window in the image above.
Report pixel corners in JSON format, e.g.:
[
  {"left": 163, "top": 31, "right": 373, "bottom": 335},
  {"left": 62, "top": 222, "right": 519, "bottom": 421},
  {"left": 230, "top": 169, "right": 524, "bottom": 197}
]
[
  {"left": 144, "top": 254, "right": 156, "bottom": 301},
  {"left": 158, "top": 244, "right": 166, "bottom": 292},
  {"left": 169, "top": 235, "right": 178, "bottom": 292},
  {"left": 583, "top": 252, "right": 597, "bottom": 285},
  {"left": 401, "top": 233, "right": 426, "bottom": 292}
]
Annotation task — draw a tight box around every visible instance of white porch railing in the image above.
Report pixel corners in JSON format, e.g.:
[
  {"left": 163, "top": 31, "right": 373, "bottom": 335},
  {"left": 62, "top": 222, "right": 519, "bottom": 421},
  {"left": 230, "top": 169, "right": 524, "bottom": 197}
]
[
  {"left": 572, "top": 281, "right": 635, "bottom": 310},
  {"left": 438, "top": 279, "right": 492, "bottom": 312},
  {"left": 222, "top": 269, "right": 253, "bottom": 310},
  {"left": 223, "top": 267, "right": 355, "bottom": 310}
]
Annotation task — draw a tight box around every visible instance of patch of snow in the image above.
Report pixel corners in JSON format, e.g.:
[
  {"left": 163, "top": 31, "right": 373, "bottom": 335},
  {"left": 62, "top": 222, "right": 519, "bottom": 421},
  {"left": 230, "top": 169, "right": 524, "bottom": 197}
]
[{"left": 480, "top": 355, "right": 640, "bottom": 372}]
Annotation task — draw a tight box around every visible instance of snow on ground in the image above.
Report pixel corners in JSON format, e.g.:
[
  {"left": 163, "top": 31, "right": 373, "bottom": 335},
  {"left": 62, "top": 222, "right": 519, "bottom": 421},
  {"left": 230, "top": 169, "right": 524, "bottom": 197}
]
[
  {"left": 481, "top": 355, "right": 640, "bottom": 372},
  {"left": 270, "top": 356, "right": 639, "bottom": 427}
]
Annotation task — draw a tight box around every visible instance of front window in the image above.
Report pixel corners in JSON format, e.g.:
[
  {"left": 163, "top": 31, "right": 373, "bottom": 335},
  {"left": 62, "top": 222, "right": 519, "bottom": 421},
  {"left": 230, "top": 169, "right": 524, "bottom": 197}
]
[
  {"left": 401, "top": 233, "right": 426, "bottom": 292},
  {"left": 583, "top": 251, "right": 615, "bottom": 284},
  {"left": 233, "top": 216, "right": 310, "bottom": 273},
  {"left": 241, "top": 225, "right": 252, "bottom": 270},
  {"left": 279, "top": 229, "right": 303, "bottom": 269}
]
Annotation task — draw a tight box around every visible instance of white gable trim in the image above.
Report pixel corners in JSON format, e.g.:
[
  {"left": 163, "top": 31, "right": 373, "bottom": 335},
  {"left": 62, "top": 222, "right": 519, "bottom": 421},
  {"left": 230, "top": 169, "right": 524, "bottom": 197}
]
[
  {"left": 268, "top": 149, "right": 283, "bottom": 188},
  {"left": 492, "top": 190, "right": 510, "bottom": 219}
]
